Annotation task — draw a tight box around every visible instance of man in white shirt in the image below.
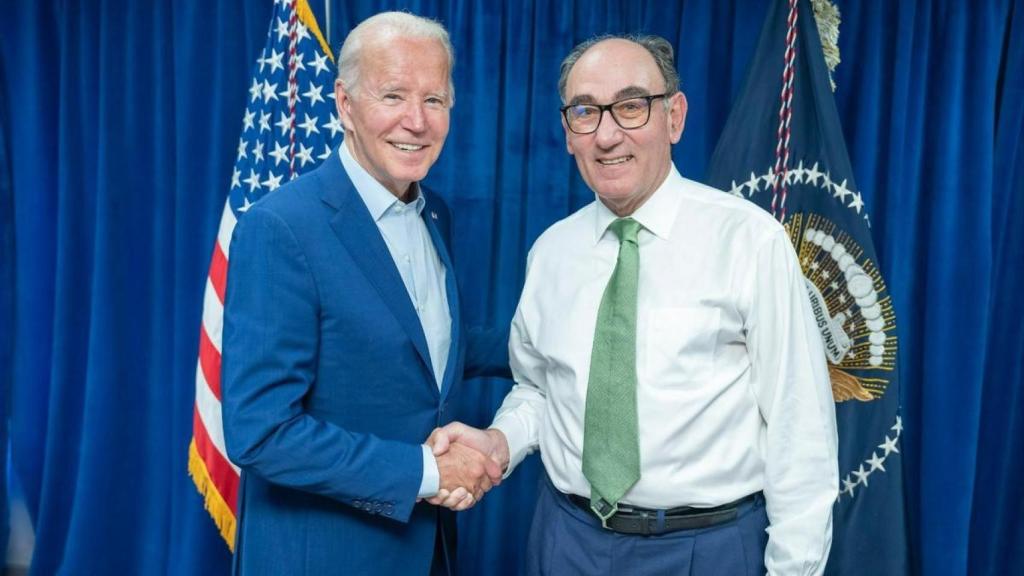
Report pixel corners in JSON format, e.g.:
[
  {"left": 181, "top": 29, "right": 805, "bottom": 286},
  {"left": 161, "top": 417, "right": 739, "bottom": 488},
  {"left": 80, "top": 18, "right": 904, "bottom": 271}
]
[{"left": 430, "top": 34, "right": 839, "bottom": 575}]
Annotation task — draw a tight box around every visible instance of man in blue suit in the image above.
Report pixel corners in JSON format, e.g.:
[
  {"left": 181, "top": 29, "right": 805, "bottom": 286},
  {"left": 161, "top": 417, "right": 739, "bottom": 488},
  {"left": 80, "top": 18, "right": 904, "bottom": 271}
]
[{"left": 222, "top": 12, "right": 506, "bottom": 576}]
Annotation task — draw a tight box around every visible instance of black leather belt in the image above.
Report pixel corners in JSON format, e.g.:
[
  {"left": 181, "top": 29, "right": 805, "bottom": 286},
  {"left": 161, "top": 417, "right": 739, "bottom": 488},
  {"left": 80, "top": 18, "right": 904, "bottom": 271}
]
[{"left": 567, "top": 493, "right": 760, "bottom": 535}]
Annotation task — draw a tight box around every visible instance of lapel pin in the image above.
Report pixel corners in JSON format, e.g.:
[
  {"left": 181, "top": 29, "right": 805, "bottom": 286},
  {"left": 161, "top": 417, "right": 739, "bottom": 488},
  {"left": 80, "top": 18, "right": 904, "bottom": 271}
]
[{"left": 430, "top": 211, "right": 438, "bottom": 220}]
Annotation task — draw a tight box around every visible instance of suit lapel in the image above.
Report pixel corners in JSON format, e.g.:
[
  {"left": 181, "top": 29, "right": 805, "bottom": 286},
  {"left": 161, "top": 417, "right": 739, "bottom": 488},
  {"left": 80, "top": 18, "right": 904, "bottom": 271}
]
[
  {"left": 317, "top": 152, "right": 436, "bottom": 387},
  {"left": 423, "top": 206, "right": 461, "bottom": 401}
]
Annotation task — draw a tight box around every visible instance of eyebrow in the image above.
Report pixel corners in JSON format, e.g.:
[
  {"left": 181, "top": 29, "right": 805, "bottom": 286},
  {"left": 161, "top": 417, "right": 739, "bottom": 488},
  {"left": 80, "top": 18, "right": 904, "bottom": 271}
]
[{"left": 567, "top": 85, "right": 652, "bottom": 106}]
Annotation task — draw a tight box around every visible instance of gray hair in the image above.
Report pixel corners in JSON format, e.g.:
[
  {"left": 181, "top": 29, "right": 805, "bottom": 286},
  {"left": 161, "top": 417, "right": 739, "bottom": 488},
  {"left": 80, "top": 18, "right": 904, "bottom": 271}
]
[
  {"left": 336, "top": 12, "right": 455, "bottom": 104},
  {"left": 557, "top": 34, "right": 680, "bottom": 104}
]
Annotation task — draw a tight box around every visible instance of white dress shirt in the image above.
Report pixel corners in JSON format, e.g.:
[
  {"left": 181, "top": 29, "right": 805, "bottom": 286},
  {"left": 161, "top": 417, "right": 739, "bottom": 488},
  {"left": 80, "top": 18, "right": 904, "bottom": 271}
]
[
  {"left": 491, "top": 165, "right": 839, "bottom": 575},
  {"left": 340, "top": 142, "right": 449, "bottom": 497}
]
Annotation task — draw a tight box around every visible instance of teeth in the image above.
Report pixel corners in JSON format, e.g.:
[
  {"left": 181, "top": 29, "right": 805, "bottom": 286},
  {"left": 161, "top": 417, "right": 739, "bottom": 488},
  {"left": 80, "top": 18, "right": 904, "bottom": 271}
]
[
  {"left": 392, "top": 143, "right": 424, "bottom": 151},
  {"left": 598, "top": 156, "right": 631, "bottom": 165}
]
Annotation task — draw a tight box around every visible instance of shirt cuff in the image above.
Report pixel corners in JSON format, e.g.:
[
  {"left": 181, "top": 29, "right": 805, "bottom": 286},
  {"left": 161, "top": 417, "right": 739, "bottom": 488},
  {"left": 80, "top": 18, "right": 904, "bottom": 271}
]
[
  {"left": 490, "top": 416, "right": 535, "bottom": 478},
  {"left": 418, "top": 444, "right": 440, "bottom": 498}
]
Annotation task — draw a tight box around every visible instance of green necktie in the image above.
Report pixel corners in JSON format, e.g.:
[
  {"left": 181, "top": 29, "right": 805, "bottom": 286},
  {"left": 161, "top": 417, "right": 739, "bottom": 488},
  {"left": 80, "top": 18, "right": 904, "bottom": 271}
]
[{"left": 582, "top": 217, "right": 642, "bottom": 522}]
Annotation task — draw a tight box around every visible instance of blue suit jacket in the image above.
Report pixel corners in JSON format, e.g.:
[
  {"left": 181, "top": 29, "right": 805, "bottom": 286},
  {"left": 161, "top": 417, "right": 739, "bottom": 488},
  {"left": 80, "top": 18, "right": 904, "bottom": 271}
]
[{"left": 222, "top": 149, "right": 505, "bottom": 575}]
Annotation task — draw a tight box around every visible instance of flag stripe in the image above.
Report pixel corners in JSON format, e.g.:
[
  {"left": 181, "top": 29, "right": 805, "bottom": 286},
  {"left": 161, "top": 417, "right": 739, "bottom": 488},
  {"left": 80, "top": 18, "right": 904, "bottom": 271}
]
[
  {"left": 217, "top": 201, "right": 237, "bottom": 260},
  {"left": 209, "top": 240, "right": 229, "bottom": 304},
  {"left": 201, "top": 278, "right": 224, "bottom": 353},
  {"left": 193, "top": 406, "right": 240, "bottom": 514},
  {"left": 199, "top": 327, "right": 222, "bottom": 401},
  {"left": 195, "top": 362, "right": 240, "bottom": 475}
]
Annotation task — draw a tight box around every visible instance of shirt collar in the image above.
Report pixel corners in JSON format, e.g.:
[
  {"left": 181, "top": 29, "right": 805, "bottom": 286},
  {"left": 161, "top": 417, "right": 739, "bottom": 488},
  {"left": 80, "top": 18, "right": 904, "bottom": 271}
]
[
  {"left": 339, "top": 139, "right": 424, "bottom": 221},
  {"left": 592, "top": 163, "right": 685, "bottom": 244}
]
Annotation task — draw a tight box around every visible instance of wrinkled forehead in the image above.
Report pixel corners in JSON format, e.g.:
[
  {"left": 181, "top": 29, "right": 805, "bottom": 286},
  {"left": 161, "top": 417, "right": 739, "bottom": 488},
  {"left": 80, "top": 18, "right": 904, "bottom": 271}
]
[
  {"left": 565, "top": 40, "right": 664, "bottom": 102},
  {"left": 360, "top": 36, "right": 451, "bottom": 86}
]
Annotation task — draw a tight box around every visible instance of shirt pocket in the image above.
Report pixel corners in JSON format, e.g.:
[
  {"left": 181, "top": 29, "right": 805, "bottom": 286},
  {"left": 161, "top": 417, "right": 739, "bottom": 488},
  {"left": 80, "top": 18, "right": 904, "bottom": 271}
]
[{"left": 644, "top": 307, "right": 720, "bottom": 385}]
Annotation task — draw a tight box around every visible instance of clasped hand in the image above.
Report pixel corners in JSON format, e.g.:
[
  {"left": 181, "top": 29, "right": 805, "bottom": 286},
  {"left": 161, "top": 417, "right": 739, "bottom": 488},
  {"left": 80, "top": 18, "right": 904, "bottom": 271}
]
[{"left": 424, "top": 423, "right": 509, "bottom": 511}]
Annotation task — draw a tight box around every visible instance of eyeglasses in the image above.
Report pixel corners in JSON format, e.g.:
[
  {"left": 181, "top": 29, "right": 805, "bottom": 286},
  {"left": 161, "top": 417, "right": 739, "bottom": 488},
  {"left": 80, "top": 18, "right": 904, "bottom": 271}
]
[{"left": 560, "top": 94, "right": 668, "bottom": 134}]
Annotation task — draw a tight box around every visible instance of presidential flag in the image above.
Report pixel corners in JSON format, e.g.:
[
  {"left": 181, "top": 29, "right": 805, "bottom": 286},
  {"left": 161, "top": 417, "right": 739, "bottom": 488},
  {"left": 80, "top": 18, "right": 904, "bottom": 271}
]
[
  {"left": 705, "top": 0, "right": 908, "bottom": 573},
  {"left": 188, "top": 0, "right": 342, "bottom": 550}
]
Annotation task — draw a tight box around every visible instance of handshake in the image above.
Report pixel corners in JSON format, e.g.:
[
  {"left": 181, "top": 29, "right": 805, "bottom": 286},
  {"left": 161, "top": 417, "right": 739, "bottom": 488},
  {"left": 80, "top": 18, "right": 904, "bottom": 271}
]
[{"left": 424, "top": 422, "right": 511, "bottom": 511}]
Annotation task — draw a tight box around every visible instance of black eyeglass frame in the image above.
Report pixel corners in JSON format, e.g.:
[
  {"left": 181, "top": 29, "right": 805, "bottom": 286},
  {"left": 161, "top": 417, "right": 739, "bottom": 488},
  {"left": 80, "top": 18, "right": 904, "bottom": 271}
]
[{"left": 559, "top": 93, "right": 669, "bottom": 134}]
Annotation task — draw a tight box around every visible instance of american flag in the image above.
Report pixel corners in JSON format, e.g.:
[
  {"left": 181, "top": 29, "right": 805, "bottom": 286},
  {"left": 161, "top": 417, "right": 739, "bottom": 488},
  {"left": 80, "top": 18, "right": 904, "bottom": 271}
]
[{"left": 188, "top": 0, "right": 341, "bottom": 550}]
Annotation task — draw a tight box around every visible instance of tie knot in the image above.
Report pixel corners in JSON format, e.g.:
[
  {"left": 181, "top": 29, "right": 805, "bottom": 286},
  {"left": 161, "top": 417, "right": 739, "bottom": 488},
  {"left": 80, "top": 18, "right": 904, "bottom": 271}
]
[{"left": 608, "top": 218, "right": 642, "bottom": 244}]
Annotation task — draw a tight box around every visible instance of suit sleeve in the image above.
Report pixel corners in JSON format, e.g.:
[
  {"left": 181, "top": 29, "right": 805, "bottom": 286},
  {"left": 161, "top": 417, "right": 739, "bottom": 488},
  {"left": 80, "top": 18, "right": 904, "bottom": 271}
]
[{"left": 221, "top": 205, "right": 422, "bottom": 523}]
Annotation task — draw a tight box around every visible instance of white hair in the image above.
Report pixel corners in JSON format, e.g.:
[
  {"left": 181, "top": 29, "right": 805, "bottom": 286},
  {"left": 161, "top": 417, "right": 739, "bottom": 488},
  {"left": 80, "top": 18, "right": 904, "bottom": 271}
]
[{"left": 336, "top": 11, "right": 455, "bottom": 104}]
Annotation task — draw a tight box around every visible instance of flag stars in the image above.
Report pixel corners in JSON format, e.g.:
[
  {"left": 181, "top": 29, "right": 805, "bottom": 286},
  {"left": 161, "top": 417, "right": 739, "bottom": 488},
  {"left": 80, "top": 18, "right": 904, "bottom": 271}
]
[
  {"left": 269, "top": 140, "right": 289, "bottom": 166},
  {"left": 259, "top": 111, "right": 271, "bottom": 133},
  {"left": 324, "top": 113, "right": 344, "bottom": 138},
  {"left": 243, "top": 169, "right": 262, "bottom": 193},
  {"left": 806, "top": 162, "right": 824, "bottom": 186},
  {"left": 852, "top": 464, "right": 870, "bottom": 487},
  {"left": 275, "top": 17, "right": 290, "bottom": 41},
  {"left": 744, "top": 172, "right": 761, "bottom": 196},
  {"left": 231, "top": 168, "right": 241, "bottom": 189},
  {"left": 265, "top": 48, "right": 285, "bottom": 74},
  {"left": 879, "top": 435, "right": 900, "bottom": 456},
  {"left": 275, "top": 112, "right": 293, "bottom": 135},
  {"left": 242, "top": 109, "right": 256, "bottom": 132},
  {"left": 303, "top": 82, "right": 325, "bottom": 106},
  {"left": 295, "top": 142, "right": 314, "bottom": 166},
  {"left": 849, "top": 191, "right": 865, "bottom": 214},
  {"left": 298, "top": 113, "right": 320, "bottom": 137},
  {"left": 836, "top": 414, "right": 902, "bottom": 501},
  {"left": 296, "top": 22, "right": 310, "bottom": 42},
  {"left": 263, "top": 171, "right": 283, "bottom": 191},
  {"left": 318, "top": 144, "right": 333, "bottom": 161},
  {"left": 310, "top": 52, "right": 330, "bottom": 77},
  {"left": 261, "top": 80, "right": 279, "bottom": 103},
  {"left": 237, "top": 139, "right": 248, "bottom": 161},
  {"left": 253, "top": 140, "right": 265, "bottom": 163},
  {"left": 832, "top": 178, "right": 852, "bottom": 202},
  {"left": 841, "top": 475, "right": 857, "bottom": 497},
  {"left": 249, "top": 78, "right": 262, "bottom": 102},
  {"left": 866, "top": 451, "right": 886, "bottom": 473}
]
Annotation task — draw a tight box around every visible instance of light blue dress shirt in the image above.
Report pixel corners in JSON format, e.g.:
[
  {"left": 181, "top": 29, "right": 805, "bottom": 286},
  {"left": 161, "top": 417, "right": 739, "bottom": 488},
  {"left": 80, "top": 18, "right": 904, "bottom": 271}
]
[{"left": 340, "top": 142, "right": 449, "bottom": 497}]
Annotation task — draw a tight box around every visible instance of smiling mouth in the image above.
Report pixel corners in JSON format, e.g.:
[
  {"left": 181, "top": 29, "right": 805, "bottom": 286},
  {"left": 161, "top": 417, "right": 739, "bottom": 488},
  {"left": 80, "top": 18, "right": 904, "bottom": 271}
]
[
  {"left": 391, "top": 142, "right": 425, "bottom": 152},
  {"left": 597, "top": 155, "right": 632, "bottom": 166}
]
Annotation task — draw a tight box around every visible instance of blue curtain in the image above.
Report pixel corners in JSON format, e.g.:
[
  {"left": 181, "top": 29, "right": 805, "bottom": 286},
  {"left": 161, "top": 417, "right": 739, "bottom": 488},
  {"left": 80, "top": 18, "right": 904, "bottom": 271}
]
[{"left": 0, "top": 0, "right": 1020, "bottom": 575}]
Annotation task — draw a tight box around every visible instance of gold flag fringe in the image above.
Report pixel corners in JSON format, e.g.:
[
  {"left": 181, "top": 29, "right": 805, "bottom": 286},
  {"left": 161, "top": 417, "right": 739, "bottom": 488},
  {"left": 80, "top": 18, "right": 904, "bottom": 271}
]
[
  {"left": 188, "top": 439, "right": 237, "bottom": 552},
  {"left": 811, "top": 0, "right": 842, "bottom": 91},
  {"left": 296, "top": 0, "right": 335, "bottom": 63}
]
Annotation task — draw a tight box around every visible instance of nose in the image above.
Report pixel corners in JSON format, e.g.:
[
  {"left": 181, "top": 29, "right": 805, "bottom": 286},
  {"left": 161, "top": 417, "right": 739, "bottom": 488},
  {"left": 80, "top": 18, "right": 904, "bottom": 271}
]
[
  {"left": 593, "top": 109, "right": 623, "bottom": 148},
  {"left": 402, "top": 101, "right": 427, "bottom": 133}
]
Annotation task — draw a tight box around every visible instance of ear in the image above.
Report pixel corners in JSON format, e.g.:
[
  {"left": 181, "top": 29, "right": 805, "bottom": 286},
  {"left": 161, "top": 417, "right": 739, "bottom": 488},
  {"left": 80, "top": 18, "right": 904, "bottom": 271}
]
[
  {"left": 335, "top": 80, "right": 355, "bottom": 132},
  {"left": 667, "top": 91, "right": 687, "bottom": 144}
]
